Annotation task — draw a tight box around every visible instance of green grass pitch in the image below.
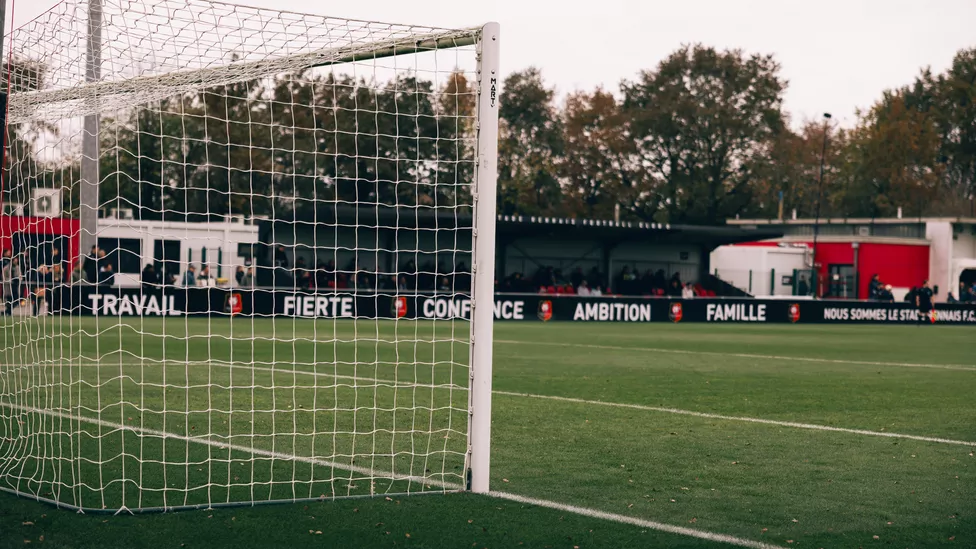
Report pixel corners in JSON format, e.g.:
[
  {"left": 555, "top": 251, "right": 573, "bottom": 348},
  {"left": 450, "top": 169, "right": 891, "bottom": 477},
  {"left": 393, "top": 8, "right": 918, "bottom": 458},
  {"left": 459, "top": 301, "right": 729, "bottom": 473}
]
[{"left": 1, "top": 317, "right": 975, "bottom": 548}]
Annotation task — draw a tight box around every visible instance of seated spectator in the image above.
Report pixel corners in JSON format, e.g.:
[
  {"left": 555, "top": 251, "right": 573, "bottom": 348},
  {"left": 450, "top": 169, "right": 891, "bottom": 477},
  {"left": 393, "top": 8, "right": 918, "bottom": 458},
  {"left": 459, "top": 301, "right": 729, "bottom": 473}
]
[
  {"left": 681, "top": 283, "right": 695, "bottom": 299},
  {"left": 182, "top": 265, "right": 197, "bottom": 287},
  {"left": 577, "top": 280, "right": 592, "bottom": 296},
  {"left": 70, "top": 262, "right": 85, "bottom": 285},
  {"left": 437, "top": 276, "right": 452, "bottom": 292},
  {"left": 878, "top": 284, "right": 895, "bottom": 303},
  {"left": 235, "top": 265, "right": 246, "bottom": 286},
  {"left": 590, "top": 285, "right": 603, "bottom": 297},
  {"left": 947, "top": 292, "right": 958, "bottom": 303}
]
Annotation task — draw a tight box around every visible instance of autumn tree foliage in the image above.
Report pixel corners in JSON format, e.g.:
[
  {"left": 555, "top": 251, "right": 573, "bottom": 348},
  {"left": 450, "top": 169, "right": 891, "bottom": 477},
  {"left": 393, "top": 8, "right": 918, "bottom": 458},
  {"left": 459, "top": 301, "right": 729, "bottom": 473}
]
[{"left": 5, "top": 46, "right": 975, "bottom": 224}]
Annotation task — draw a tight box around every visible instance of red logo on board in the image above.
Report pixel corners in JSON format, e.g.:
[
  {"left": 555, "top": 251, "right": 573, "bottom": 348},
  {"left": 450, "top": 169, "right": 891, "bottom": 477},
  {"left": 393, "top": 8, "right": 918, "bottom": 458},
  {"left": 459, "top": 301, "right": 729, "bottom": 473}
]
[
  {"left": 669, "top": 302, "right": 683, "bottom": 323},
  {"left": 393, "top": 297, "right": 408, "bottom": 318},
  {"left": 537, "top": 300, "right": 553, "bottom": 322},
  {"left": 225, "top": 293, "right": 243, "bottom": 315},
  {"left": 788, "top": 303, "right": 801, "bottom": 323}
]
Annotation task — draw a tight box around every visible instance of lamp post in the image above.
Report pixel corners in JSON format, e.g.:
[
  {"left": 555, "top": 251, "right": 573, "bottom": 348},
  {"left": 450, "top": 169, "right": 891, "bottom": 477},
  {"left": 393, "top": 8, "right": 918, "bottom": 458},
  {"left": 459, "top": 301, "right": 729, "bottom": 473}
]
[{"left": 811, "top": 112, "right": 832, "bottom": 297}]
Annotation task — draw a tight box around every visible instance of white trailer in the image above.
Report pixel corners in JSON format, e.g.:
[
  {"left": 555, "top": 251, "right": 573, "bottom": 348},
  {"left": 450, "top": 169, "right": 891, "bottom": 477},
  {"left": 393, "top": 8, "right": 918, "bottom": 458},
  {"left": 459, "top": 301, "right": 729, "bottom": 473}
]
[
  {"left": 96, "top": 211, "right": 260, "bottom": 288},
  {"left": 710, "top": 243, "right": 810, "bottom": 297}
]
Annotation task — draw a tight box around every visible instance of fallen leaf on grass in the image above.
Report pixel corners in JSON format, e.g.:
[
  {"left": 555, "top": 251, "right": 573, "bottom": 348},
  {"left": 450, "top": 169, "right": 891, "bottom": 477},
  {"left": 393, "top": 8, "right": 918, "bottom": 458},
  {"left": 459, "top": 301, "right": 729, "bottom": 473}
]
[
  {"left": 873, "top": 535, "right": 880, "bottom": 540},
  {"left": 22, "top": 522, "right": 33, "bottom": 526},
  {"left": 405, "top": 533, "right": 411, "bottom": 538},
  {"left": 688, "top": 518, "right": 697, "bottom": 524},
  {"left": 792, "top": 519, "right": 798, "bottom": 523},
  {"left": 502, "top": 479, "right": 509, "bottom": 483}
]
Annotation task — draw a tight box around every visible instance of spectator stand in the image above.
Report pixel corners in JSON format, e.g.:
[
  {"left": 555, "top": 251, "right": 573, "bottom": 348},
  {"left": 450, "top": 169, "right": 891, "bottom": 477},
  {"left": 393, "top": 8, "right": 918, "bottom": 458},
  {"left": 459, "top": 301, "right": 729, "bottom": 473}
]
[
  {"left": 256, "top": 208, "right": 782, "bottom": 298},
  {"left": 494, "top": 215, "right": 782, "bottom": 298}
]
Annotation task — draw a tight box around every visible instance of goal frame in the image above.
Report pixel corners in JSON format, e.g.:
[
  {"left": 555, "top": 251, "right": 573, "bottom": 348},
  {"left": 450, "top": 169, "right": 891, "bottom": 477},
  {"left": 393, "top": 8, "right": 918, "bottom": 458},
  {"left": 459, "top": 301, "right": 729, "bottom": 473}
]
[{"left": 1, "top": 0, "right": 500, "bottom": 510}]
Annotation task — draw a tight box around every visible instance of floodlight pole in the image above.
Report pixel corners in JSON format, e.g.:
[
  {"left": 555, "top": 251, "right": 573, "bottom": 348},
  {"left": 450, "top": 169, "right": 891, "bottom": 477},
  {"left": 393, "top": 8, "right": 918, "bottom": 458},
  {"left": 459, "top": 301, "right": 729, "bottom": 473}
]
[
  {"left": 79, "top": 0, "right": 102, "bottom": 257},
  {"left": 811, "top": 112, "right": 831, "bottom": 298}
]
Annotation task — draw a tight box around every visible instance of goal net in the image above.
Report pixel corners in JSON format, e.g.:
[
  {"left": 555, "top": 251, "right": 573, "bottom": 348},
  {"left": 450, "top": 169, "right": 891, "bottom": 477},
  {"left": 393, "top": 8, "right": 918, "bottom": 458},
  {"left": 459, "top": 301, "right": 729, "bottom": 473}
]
[{"left": 0, "top": 0, "right": 498, "bottom": 512}]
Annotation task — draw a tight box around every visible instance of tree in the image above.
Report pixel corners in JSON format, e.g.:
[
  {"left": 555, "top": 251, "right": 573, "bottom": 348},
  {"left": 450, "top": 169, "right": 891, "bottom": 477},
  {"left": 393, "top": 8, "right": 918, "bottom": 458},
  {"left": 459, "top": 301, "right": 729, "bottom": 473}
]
[
  {"left": 833, "top": 93, "right": 943, "bottom": 218},
  {"left": 621, "top": 45, "right": 787, "bottom": 224},
  {"left": 908, "top": 48, "right": 976, "bottom": 214},
  {"left": 497, "top": 68, "right": 564, "bottom": 216},
  {"left": 561, "top": 88, "right": 638, "bottom": 219}
]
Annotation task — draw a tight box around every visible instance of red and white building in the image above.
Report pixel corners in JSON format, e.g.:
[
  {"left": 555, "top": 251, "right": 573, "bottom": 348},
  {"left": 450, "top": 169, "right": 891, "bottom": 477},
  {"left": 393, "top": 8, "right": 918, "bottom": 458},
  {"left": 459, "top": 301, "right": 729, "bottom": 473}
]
[{"left": 713, "top": 217, "right": 976, "bottom": 302}]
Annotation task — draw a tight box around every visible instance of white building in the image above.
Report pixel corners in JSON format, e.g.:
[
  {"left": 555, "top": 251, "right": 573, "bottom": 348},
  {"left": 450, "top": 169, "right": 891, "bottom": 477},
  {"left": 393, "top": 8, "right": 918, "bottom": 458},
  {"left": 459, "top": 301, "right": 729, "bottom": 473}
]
[{"left": 97, "top": 211, "right": 260, "bottom": 288}]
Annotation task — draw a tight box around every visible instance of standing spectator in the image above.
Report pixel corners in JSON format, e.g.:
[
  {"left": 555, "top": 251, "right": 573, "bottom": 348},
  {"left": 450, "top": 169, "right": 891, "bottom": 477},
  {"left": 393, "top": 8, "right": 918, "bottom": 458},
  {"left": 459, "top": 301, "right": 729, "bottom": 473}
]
[
  {"left": 570, "top": 267, "right": 584, "bottom": 290},
  {"left": 235, "top": 265, "right": 246, "bottom": 286},
  {"left": 240, "top": 267, "right": 255, "bottom": 287},
  {"left": 182, "top": 265, "right": 197, "bottom": 287},
  {"left": 84, "top": 245, "right": 99, "bottom": 283},
  {"left": 667, "top": 273, "right": 683, "bottom": 297},
  {"left": 868, "top": 274, "right": 884, "bottom": 300},
  {"left": 2, "top": 255, "right": 16, "bottom": 314},
  {"left": 198, "top": 265, "right": 213, "bottom": 286},
  {"left": 681, "top": 283, "right": 696, "bottom": 299},
  {"left": 274, "top": 245, "right": 289, "bottom": 269},
  {"left": 141, "top": 264, "right": 158, "bottom": 289},
  {"left": 99, "top": 262, "right": 115, "bottom": 286},
  {"left": 916, "top": 279, "right": 934, "bottom": 324},
  {"left": 797, "top": 276, "right": 810, "bottom": 297},
  {"left": 455, "top": 262, "right": 471, "bottom": 292}
]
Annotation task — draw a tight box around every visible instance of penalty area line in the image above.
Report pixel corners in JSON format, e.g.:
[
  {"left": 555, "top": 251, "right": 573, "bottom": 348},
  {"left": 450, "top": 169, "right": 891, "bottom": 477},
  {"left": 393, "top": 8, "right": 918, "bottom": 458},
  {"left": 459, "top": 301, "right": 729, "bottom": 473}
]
[
  {"left": 494, "top": 339, "right": 976, "bottom": 372},
  {"left": 491, "top": 491, "right": 788, "bottom": 549},
  {"left": 1, "top": 402, "right": 785, "bottom": 549},
  {"left": 30, "top": 361, "right": 975, "bottom": 446},
  {"left": 494, "top": 390, "right": 976, "bottom": 447}
]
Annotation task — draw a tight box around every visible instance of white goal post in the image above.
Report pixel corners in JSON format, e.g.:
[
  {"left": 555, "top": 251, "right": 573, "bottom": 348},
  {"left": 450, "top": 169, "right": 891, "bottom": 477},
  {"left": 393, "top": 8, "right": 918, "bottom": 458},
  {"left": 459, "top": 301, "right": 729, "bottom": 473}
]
[{"left": 0, "top": 0, "right": 498, "bottom": 512}]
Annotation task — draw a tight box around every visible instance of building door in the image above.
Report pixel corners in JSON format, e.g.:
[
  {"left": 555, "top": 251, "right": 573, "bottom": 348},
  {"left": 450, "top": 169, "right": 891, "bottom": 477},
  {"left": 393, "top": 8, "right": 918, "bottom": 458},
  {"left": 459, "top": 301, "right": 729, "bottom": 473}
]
[
  {"left": 827, "top": 264, "right": 856, "bottom": 299},
  {"left": 154, "top": 240, "right": 181, "bottom": 285}
]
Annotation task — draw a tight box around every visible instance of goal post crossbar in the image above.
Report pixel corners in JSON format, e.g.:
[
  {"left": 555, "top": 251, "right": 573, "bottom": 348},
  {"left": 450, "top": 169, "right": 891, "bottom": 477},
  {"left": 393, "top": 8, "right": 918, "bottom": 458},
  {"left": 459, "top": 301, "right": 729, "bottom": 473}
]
[{"left": 7, "top": 26, "right": 482, "bottom": 123}]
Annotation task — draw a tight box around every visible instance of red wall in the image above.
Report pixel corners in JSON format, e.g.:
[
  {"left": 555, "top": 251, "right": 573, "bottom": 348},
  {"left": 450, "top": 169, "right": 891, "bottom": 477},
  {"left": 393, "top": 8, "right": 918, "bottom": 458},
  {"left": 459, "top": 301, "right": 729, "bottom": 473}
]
[
  {"left": 720, "top": 239, "right": 930, "bottom": 298},
  {"left": 854, "top": 243, "right": 929, "bottom": 298},
  {"left": 0, "top": 215, "right": 80, "bottom": 263}
]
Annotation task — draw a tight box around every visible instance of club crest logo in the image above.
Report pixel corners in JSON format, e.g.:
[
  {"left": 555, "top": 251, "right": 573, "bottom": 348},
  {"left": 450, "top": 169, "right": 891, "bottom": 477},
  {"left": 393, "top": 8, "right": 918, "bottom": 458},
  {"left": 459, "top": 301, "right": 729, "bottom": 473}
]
[
  {"left": 788, "top": 303, "right": 801, "bottom": 323},
  {"left": 393, "top": 296, "right": 408, "bottom": 318},
  {"left": 669, "top": 302, "right": 683, "bottom": 323},
  {"left": 224, "top": 293, "right": 243, "bottom": 315},
  {"left": 537, "top": 300, "right": 553, "bottom": 322}
]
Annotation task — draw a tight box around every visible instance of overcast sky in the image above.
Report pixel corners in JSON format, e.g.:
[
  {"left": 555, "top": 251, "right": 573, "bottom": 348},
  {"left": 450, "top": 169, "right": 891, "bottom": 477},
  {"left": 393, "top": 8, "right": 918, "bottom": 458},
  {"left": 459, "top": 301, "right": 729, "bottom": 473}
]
[{"left": 7, "top": 0, "right": 975, "bottom": 128}]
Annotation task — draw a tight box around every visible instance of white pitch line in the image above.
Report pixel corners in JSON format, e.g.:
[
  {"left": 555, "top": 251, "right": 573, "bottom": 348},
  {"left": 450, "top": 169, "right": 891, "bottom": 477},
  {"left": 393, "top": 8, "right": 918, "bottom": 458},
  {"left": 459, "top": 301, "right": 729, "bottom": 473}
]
[
  {"left": 495, "top": 339, "right": 976, "bottom": 372},
  {"left": 1, "top": 401, "right": 460, "bottom": 491},
  {"left": 490, "top": 491, "right": 788, "bottom": 549},
  {"left": 2, "top": 402, "right": 784, "bottom": 549},
  {"left": 13, "top": 361, "right": 975, "bottom": 446},
  {"left": 493, "top": 390, "right": 976, "bottom": 447}
]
